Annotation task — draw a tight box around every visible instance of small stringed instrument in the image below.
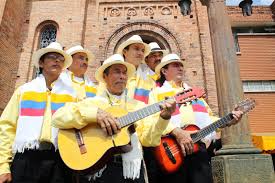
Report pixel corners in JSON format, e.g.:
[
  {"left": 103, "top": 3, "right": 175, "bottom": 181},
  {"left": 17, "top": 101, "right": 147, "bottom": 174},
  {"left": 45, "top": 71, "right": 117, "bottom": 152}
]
[
  {"left": 58, "top": 87, "right": 205, "bottom": 172},
  {"left": 154, "top": 98, "right": 256, "bottom": 174}
]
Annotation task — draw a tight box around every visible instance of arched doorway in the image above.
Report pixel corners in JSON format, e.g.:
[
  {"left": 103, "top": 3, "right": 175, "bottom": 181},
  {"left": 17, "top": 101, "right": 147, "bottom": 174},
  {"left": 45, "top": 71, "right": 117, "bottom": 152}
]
[
  {"left": 104, "top": 22, "right": 182, "bottom": 59},
  {"left": 114, "top": 30, "right": 170, "bottom": 54}
]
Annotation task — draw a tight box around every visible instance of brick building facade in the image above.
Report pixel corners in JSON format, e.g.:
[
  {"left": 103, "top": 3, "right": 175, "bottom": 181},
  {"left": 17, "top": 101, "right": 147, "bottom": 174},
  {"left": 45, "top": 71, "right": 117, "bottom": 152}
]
[{"left": 0, "top": 0, "right": 274, "bottom": 133}]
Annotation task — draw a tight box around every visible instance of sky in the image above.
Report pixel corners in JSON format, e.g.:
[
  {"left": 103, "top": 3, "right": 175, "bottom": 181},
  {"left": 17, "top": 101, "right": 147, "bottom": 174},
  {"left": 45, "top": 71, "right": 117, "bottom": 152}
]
[{"left": 226, "top": 0, "right": 274, "bottom": 5}]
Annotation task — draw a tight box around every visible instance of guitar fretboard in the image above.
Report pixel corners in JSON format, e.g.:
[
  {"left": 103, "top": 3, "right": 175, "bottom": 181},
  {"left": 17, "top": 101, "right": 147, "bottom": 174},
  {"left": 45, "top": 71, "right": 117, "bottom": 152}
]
[
  {"left": 191, "top": 113, "right": 234, "bottom": 143},
  {"left": 118, "top": 101, "right": 166, "bottom": 128}
]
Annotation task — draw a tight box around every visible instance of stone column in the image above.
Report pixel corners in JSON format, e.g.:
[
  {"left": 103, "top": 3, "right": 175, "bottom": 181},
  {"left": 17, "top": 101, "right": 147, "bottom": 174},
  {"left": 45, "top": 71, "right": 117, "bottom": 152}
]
[{"left": 201, "top": 0, "right": 274, "bottom": 182}]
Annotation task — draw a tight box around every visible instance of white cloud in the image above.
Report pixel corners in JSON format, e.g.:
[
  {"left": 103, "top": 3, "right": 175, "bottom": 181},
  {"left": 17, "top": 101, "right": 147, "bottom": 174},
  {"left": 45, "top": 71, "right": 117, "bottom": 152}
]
[{"left": 226, "top": 0, "right": 273, "bottom": 6}]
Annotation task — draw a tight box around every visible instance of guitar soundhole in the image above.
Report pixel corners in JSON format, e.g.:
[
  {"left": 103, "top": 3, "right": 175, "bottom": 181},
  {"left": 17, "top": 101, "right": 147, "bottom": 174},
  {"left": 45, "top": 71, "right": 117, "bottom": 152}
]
[{"left": 163, "top": 142, "right": 176, "bottom": 164}]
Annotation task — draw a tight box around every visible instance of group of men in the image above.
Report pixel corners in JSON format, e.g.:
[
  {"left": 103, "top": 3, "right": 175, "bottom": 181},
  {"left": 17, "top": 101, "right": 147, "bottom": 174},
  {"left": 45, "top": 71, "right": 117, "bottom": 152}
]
[{"left": 0, "top": 35, "right": 243, "bottom": 183}]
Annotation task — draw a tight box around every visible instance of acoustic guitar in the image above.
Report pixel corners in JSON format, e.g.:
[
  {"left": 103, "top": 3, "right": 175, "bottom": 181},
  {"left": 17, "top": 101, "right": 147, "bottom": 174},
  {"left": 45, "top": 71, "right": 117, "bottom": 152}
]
[
  {"left": 58, "top": 87, "right": 205, "bottom": 172},
  {"left": 154, "top": 98, "right": 256, "bottom": 174}
]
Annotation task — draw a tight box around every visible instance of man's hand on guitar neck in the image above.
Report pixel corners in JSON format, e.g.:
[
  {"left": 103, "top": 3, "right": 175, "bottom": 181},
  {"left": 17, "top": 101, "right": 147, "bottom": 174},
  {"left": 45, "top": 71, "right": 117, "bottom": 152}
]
[
  {"left": 159, "top": 99, "right": 176, "bottom": 120},
  {"left": 97, "top": 108, "right": 121, "bottom": 136},
  {"left": 222, "top": 110, "right": 244, "bottom": 128},
  {"left": 229, "top": 110, "right": 244, "bottom": 126},
  {"left": 171, "top": 127, "right": 196, "bottom": 156}
]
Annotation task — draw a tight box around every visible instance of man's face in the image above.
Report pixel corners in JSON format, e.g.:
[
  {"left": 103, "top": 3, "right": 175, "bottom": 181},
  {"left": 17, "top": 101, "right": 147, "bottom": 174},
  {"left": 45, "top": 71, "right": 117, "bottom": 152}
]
[
  {"left": 145, "top": 51, "right": 163, "bottom": 72},
  {"left": 103, "top": 64, "right": 128, "bottom": 95},
  {"left": 123, "top": 43, "right": 145, "bottom": 68},
  {"left": 162, "top": 62, "right": 184, "bottom": 82},
  {"left": 68, "top": 52, "right": 88, "bottom": 77},
  {"left": 39, "top": 52, "right": 65, "bottom": 77}
]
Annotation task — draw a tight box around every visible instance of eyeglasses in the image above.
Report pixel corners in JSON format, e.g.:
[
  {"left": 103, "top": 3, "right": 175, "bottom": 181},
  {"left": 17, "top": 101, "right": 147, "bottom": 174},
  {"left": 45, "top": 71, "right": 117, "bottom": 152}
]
[
  {"left": 77, "top": 55, "right": 89, "bottom": 62},
  {"left": 45, "top": 54, "right": 65, "bottom": 62}
]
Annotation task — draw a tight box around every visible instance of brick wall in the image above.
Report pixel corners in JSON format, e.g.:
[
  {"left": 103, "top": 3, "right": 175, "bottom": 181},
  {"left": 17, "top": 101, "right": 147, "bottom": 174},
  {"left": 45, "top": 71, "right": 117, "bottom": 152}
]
[
  {"left": 271, "top": 1, "right": 275, "bottom": 18},
  {"left": 16, "top": 0, "right": 88, "bottom": 88},
  {"left": 0, "top": 0, "right": 26, "bottom": 113},
  {"left": 227, "top": 5, "right": 274, "bottom": 26}
]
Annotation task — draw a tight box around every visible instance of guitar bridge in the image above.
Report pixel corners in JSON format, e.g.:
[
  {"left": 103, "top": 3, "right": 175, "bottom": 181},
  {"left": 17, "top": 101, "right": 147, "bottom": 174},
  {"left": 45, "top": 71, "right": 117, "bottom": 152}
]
[
  {"left": 75, "top": 129, "right": 87, "bottom": 154},
  {"left": 163, "top": 142, "right": 176, "bottom": 164}
]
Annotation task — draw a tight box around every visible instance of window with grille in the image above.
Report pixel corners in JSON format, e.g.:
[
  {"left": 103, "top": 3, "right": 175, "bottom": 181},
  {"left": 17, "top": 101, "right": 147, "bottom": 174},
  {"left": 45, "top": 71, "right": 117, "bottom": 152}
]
[
  {"left": 39, "top": 24, "right": 57, "bottom": 48},
  {"left": 243, "top": 80, "right": 275, "bottom": 92},
  {"left": 33, "top": 24, "right": 58, "bottom": 78}
]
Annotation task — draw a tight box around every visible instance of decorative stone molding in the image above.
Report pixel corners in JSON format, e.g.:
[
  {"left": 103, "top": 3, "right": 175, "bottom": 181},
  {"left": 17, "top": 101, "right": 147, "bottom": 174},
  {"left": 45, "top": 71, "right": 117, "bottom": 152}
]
[
  {"left": 127, "top": 8, "right": 137, "bottom": 16},
  {"left": 161, "top": 7, "right": 172, "bottom": 15},
  {"left": 110, "top": 8, "right": 121, "bottom": 17},
  {"left": 101, "top": 1, "right": 178, "bottom": 19},
  {"left": 144, "top": 6, "right": 154, "bottom": 16}
]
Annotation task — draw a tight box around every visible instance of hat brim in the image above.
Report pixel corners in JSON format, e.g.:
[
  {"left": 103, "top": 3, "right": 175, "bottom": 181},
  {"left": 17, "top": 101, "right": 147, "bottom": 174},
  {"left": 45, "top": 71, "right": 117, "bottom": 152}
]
[
  {"left": 95, "top": 61, "right": 136, "bottom": 83},
  {"left": 32, "top": 48, "right": 72, "bottom": 70},
  {"left": 116, "top": 40, "right": 151, "bottom": 58},
  {"left": 147, "top": 49, "right": 169, "bottom": 57},
  {"left": 69, "top": 49, "right": 95, "bottom": 64},
  {"left": 155, "top": 59, "right": 184, "bottom": 76}
]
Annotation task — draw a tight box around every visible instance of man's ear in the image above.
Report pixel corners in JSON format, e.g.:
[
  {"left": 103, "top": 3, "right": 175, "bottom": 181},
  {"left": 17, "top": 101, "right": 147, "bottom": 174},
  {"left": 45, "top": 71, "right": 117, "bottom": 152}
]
[
  {"left": 144, "top": 57, "right": 149, "bottom": 64},
  {"left": 38, "top": 59, "right": 44, "bottom": 68},
  {"left": 122, "top": 49, "right": 127, "bottom": 56},
  {"left": 161, "top": 68, "right": 167, "bottom": 76}
]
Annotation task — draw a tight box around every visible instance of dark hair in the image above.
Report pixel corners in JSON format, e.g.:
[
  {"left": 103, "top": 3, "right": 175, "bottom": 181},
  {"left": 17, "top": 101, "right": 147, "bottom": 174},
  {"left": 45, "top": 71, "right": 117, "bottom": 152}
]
[
  {"left": 156, "top": 65, "right": 168, "bottom": 87},
  {"left": 103, "top": 66, "right": 111, "bottom": 76},
  {"left": 124, "top": 45, "right": 130, "bottom": 51},
  {"left": 121, "top": 45, "right": 129, "bottom": 59},
  {"left": 37, "top": 54, "right": 46, "bottom": 74}
]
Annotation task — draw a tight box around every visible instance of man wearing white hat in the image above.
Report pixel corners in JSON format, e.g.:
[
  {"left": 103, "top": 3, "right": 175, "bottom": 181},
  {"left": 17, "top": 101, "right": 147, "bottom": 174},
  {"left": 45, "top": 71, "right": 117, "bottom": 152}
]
[
  {"left": 144, "top": 42, "right": 168, "bottom": 79},
  {"left": 0, "top": 42, "right": 75, "bottom": 183},
  {"left": 65, "top": 45, "right": 97, "bottom": 101},
  {"left": 52, "top": 54, "right": 176, "bottom": 183},
  {"left": 116, "top": 35, "right": 154, "bottom": 104},
  {"left": 147, "top": 53, "right": 244, "bottom": 183}
]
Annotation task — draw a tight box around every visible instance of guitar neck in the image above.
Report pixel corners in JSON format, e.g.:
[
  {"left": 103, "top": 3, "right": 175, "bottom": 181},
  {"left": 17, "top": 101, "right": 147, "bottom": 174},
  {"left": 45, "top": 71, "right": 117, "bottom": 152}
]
[
  {"left": 118, "top": 101, "right": 166, "bottom": 128},
  {"left": 191, "top": 113, "right": 234, "bottom": 143}
]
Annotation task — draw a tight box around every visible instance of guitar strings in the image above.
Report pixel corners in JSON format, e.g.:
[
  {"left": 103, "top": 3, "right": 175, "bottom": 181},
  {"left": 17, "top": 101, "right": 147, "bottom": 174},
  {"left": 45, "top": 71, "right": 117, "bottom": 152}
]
[{"left": 161, "top": 99, "right": 255, "bottom": 157}]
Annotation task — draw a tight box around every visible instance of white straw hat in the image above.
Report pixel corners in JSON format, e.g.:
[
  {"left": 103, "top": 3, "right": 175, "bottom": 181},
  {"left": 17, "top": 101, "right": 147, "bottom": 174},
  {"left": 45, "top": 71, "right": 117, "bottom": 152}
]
[
  {"left": 95, "top": 54, "right": 136, "bottom": 83},
  {"left": 147, "top": 42, "right": 168, "bottom": 57},
  {"left": 32, "top": 42, "right": 72, "bottom": 69},
  {"left": 155, "top": 53, "right": 184, "bottom": 76},
  {"left": 66, "top": 45, "right": 95, "bottom": 64},
  {"left": 116, "top": 35, "right": 151, "bottom": 57}
]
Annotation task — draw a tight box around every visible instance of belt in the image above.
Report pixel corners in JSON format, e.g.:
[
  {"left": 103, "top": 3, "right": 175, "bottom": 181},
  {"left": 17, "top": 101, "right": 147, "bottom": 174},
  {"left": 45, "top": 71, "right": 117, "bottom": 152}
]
[{"left": 38, "top": 142, "right": 54, "bottom": 151}]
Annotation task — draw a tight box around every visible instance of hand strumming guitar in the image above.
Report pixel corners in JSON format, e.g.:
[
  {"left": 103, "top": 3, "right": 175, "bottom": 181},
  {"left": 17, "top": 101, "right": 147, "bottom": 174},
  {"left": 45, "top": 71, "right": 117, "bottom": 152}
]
[
  {"left": 96, "top": 108, "right": 121, "bottom": 136},
  {"left": 170, "top": 127, "right": 197, "bottom": 156}
]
